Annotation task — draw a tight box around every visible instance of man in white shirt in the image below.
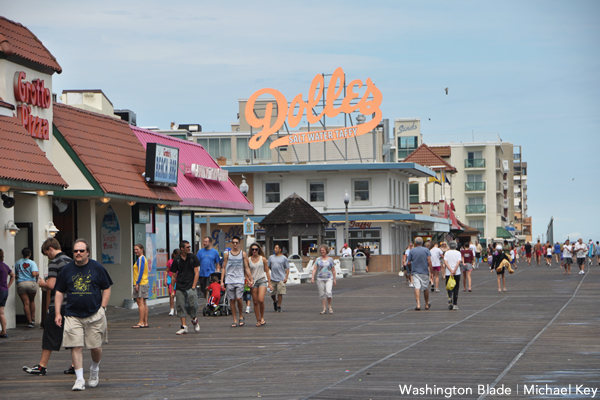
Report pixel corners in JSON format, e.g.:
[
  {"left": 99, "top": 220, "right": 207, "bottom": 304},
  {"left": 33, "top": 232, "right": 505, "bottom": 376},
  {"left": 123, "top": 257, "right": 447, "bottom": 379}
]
[
  {"left": 573, "top": 238, "right": 587, "bottom": 275},
  {"left": 429, "top": 242, "right": 443, "bottom": 292},
  {"left": 469, "top": 241, "right": 478, "bottom": 269},
  {"left": 443, "top": 241, "right": 462, "bottom": 310},
  {"left": 561, "top": 240, "right": 573, "bottom": 274},
  {"left": 340, "top": 243, "right": 352, "bottom": 257}
]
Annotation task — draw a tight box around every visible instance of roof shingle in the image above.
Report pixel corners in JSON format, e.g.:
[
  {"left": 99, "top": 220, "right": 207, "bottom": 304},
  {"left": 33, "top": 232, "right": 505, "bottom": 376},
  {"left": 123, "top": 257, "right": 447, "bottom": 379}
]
[
  {"left": 0, "top": 16, "right": 62, "bottom": 74},
  {"left": 260, "top": 193, "right": 329, "bottom": 225},
  {"left": 403, "top": 143, "right": 457, "bottom": 172}
]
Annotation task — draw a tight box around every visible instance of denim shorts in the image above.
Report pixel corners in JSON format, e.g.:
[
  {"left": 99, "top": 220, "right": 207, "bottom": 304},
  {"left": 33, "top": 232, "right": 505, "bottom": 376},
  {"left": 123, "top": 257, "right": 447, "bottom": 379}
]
[{"left": 0, "top": 290, "right": 8, "bottom": 307}]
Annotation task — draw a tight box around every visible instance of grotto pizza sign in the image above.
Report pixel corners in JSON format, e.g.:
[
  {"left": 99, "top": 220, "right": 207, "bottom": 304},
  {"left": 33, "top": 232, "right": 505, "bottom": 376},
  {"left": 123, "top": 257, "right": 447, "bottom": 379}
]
[
  {"left": 14, "top": 71, "right": 51, "bottom": 140},
  {"left": 245, "top": 67, "right": 382, "bottom": 150}
]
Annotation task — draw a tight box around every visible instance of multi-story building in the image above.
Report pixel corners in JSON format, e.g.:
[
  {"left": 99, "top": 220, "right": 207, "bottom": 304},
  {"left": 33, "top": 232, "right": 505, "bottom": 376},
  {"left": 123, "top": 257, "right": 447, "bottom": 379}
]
[{"left": 513, "top": 145, "right": 531, "bottom": 242}]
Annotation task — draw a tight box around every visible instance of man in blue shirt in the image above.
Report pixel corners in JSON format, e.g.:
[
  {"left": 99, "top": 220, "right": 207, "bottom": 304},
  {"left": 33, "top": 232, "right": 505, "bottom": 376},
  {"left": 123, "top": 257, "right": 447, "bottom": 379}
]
[
  {"left": 196, "top": 236, "right": 221, "bottom": 302},
  {"left": 407, "top": 237, "right": 432, "bottom": 311}
]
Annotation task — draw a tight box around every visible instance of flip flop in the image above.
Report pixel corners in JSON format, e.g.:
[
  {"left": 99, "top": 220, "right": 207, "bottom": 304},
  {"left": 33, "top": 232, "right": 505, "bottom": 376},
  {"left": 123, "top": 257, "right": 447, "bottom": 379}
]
[
  {"left": 239, "top": 318, "right": 245, "bottom": 326},
  {"left": 260, "top": 320, "right": 266, "bottom": 326},
  {"left": 132, "top": 324, "right": 144, "bottom": 329},
  {"left": 231, "top": 322, "right": 238, "bottom": 328},
  {"left": 320, "top": 310, "right": 327, "bottom": 315},
  {"left": 425, "top": 304, "right": 431, "bottom": 310},
  {"left": 141, "top": 325, "right": 149, "bottom": 328},
  {"left": 415, "top": 307, "right": 421, "bottom": 311}
]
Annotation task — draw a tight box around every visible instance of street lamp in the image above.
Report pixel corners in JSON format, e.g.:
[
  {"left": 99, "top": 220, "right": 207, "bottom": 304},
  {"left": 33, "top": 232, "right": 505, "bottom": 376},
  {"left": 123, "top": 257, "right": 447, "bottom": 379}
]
[
  {"left": 343, "top": 190, "right": 350, "bottom": 248},
  {"left": 239, "top": 177, "right": 249, "bottom": 251}
]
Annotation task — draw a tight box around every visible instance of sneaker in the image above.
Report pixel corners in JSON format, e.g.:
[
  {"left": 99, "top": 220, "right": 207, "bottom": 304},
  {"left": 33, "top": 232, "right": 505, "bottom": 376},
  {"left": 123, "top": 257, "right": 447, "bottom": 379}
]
[
  {"left": 192, "top": 318, "right": 200, "bottom": 333},
  {"left": 168, "top": 309, "right": 175, "bottom": 316},
  {"left": 245, "top": 306, "right": 250, "bottom": 314},
  {"left": 23, "top": 364, "right": 47, "bottom": 375},
  {"left": 72, "top": 380, "right": 86, "bottom": 391},
  {"left": 176, "top": 325, "right": 188, "bottom": 335},
  {"left": 453, "top": 305, "right": 459, "bottom": 310},
  {"left": 408, "top": 284, "right": 414, "bottom": 288},
  {"left": 64, "top": 365, "right": 75, "bottom": 375},
  {"left": 277, "top": 306, "right": 282, "bottom": 313},
  {"left": 28, "top": 322, "right": 35, "bottom": 328},
  {"left": 448, "top": 304, "right": 453, "bottom": 310},
  {"left": 89, "top": 368, "right": 99, "bottom": 388}
]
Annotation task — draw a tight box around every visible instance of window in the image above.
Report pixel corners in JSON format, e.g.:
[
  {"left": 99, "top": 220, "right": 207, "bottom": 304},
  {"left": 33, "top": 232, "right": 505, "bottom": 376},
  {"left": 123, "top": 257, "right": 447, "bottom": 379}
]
[
  {"left": 265, "top": 182, "right": 280, "bottom": 203},
  {"left": 349, "top": 229, "right": 381, "bottom": 255},
  {"left": 397, "top": 136, "right": 419, "bottom": 159},
  {"left": 309, "top": 181, "right": 325, "bottom": 202},
  {"left": 197, "top": 138, "right": 231, "bottom": 160},
  {"left": 353, "top": 179, "right": 370, "bottom": 201},
  {"left": 237, "top": 137, "right": 272, "bottom": 161},
  {"left": 409, "top": 183, "right": 419, "bottom": 204}
]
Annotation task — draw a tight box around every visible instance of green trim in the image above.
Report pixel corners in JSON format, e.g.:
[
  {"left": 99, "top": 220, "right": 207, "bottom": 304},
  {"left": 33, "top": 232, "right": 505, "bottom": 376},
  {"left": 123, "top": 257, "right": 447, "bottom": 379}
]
[
  {"left": 496, "top": 227, "right": 513, "bottom": 239},
  {"left": 0, "top": 178, "right": 63, "bottom": 191},
  {"left": 52, "top": 125, "right": 103, "bottom": 192}
]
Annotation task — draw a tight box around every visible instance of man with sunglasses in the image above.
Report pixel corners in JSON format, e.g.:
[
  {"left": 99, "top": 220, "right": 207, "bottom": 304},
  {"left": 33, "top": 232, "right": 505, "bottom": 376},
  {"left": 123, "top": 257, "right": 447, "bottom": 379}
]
[
  {"left": 54, "top": 239, "right": 113, "bottom": 391},
  {"left": 221, "top": 236, "right": 253, "bottom": 327},
  {"left": 170, "top": 240, "right": 201, "bottom": 334}
]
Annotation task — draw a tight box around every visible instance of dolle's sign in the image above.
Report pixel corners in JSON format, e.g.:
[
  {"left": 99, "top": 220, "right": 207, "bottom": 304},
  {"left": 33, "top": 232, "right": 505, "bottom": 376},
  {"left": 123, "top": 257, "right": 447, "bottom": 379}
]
[
  {"left": 245, "top": 67, "right": 382, "bottom": 150},
  {"left": 14, "top": 71, "right": 51, "bottom": 140}
]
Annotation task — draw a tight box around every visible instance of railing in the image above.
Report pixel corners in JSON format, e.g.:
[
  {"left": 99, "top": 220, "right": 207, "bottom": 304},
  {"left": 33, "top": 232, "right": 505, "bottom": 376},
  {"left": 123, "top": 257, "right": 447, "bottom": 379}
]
[
  {"left": 465, "top": 158, "right": 485, "bottom": 168},
  {"left": 513, "top": 153, "right": 521, "bottom": 159},
  {"left": 465, "top": 182, "right": 486, "bottom": 191},
  {"left": 503, "top": 199, "right": 509, "bottom": 208},
  {"left": 466, "top": 204, "right": 486, "bottom": 214},
  {"left": 503, "top": 180, "right": 509, "bottom": 190}
]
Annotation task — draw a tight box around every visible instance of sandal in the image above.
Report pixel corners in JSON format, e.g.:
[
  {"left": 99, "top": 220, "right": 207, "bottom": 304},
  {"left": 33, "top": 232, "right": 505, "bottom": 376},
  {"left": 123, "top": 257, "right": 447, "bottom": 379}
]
[
  {"left": 0, "top": 333, "right": 7, "bottom": 338},
  {"left": 231, "top": 322, "right": 238, "bottom": 328},
  {"left": 328, "top": 308, "right": 333, "bottom": 314},
  {"left": 320, "top": 310, "right": 327, "bottom": 315},
  {"left": 131, "top": 324, "right": 144, "bottom": 329},
  {"left": 256, "top": 322, "right": 262, "bottom": 327},
  {"left": 260, "top": 320, "right": 266, "bottom": 326},
  {"left": 415, "top": 307, "right": 421, "bottom": 311},
  {"left": 239, "top": 318, "right": 245, "bottom": 326},
  {"left": 425, "top": 304, "right": 431, "bottom": 310}
]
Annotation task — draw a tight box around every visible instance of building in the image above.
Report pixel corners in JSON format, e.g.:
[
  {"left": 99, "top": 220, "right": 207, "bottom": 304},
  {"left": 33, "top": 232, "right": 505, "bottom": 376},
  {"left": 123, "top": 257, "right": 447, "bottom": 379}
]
[{"left": 512, "top": 145, "right": 531, "bottom": 242}]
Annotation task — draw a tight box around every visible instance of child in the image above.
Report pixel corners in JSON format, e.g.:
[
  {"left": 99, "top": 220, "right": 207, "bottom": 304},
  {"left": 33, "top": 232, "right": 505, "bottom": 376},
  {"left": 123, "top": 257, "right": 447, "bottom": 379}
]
[
  {"left": 206, "top": 275, "right": 222, "bottom": 310},
  {"left": 243, "top": 279, "right": 252, "bottom": 313}
]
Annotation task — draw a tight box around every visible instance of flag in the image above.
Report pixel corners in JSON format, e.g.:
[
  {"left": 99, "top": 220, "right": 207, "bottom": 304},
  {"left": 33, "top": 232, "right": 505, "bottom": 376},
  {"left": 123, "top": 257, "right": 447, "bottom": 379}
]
[
  {"left": 428, "top": 176, "right": 441, "bottom": 185},
  {"left": 442, "top": 170, "right": 451, "bottom": 186}
]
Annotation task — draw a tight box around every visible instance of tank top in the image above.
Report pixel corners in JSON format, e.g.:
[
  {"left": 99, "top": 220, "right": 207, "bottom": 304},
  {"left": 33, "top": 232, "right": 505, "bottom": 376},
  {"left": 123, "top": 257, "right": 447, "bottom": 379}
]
[
  {"left": 225, "top": 250, "right": 245, "bottom": 285},
  {"left": 249, "top": 256, "right": 267, "bottom": 282}
]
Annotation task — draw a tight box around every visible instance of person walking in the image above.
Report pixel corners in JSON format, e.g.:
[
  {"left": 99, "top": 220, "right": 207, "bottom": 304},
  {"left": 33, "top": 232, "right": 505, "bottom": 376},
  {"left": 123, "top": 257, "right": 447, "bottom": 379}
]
[
  {"left": 132, "top": 244, "right": 149, "bottom": 329},
  {"left": 443, "top": 241, "right": 462, "bottom": 310},
  {"left": 475, "top": 241, "right": 483, "bottom": 269},
  {"left": 595, "top": 241, "right": 600, "bottom": 266},
  {"left": 573, "top": 238, "right": 587, "bottom": 275},
  {"left": 23, "top": 238, "right": 73, "bottom": 375},
  {"left": 490, "top": 244, "right": 511, "bottom": 292},
  {"left": 534, "top": 240, "right": 542, "bottom": 265},
  {"left": 268, "top": 244, "right": 290, "bottom": 313},
  {"left": 562, "top": 240, "right": 573, "bottom": 274},
  {"left": 407, "top": 237, "right": 432, "bottom": 311},
  {"left": 54, "top": 239, "right": 113, "bottom": 391},
  {"left": 248, "top": 243, "right": 271, "bottom": 326},
  {"left": 0, "top": 248, "right": 15, "bottom": 338},
  {"left": 460, "top": 243, "right": 474, "bottom": 292},
  {"left": 587, "top": 240, "right": 594, "bottom": 266},
  {"left": 554, "top": 242, "right": 561, "bottom": 264},
  {"left": 166, "top": 249, "right": 179, "bottom": 316},
  {"left": 545, "top": 244, "right": 553, "bottom": 266},
  {"left": 15, "top": 248, "right": 39, "bottom": 328},
  {"left": 196, "top": 236, "right": 221, "bottom": 303},
  {"left": 311, "top": 244, "right": 337, "bottom": 314},
  {"left": 430, "top": 242, "right": 443, "bottom": 292},
  {"left": 221, "top": 236, "right": 253, "bottom": 327},
  {"left": 169, "top": 240, "right": 201, "bottom": 335},
  {"left": 524, "top": 241, "right": 532, "bottom": 265},
  {"left": 402, "top": 243, "right": 413, "bottom": 287}
]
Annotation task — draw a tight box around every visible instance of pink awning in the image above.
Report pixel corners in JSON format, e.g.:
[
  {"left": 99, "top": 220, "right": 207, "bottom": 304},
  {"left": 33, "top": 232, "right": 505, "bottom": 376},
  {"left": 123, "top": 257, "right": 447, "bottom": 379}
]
[{"left": 131, "top": 127, "right": 252, "bottom": 211}]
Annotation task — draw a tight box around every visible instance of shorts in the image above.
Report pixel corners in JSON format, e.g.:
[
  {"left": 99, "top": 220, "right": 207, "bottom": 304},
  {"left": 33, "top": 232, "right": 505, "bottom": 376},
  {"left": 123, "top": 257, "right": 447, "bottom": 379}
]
[
  {"left": 62, "top": 308, "right": 107, "bottom": 349},
  {"left": 526, "top": 253, "right": 531, "bottom": 258},
  {"left": 17, "top": 280, "right": 37, "bottom": 295},
  {"left": 546, "top": 255, "right": 552, "bottom": 259},
  {"left": 226, "top": 283, "right": 244, "bottom": 300},
  {"left": 0, "top": 290, "right": 8, "bottom": 307},
  {"left": 175, "top": 288, "right": 198, "bottom": 319},
  {"left": 564, "top": 257, "right": 572, "bottom": 265},
  {"left": 316, "top": 279, "right": 333, "bottom": 299},
  {"left": 461, "top": 263, "right": 473, "bottom": 272},
  {"left": 412, "top": 274, "right": 430, "bottom": 291},
  {"left": 243, "top": 291, "right": 252, "bottom": 301},
  {"left": 432, "top": 266, "right": 441, "bottom": 272},
  {"left": 476, "top": 253, "right": 481, "bottom": 259},
  {"left": 404, "top": 265, "right": 412, "bottom": 276},
  {"left": 132, "top": 284, "right": 149, "bottom": 299},
  {"left": 43, "top": 305, "right": 65, "bottom": 351},
  {"left": 198, "top": 276, "right": 211, "bottom": 295},
  {"left": 271, "top": 281, "right": 286, "bottom": 297},
  {"left": 577, "top": 258, "right": 585, "bottom": 266},
  {"left": 253, "top": 277, "right": 268, "bottom": 288}
]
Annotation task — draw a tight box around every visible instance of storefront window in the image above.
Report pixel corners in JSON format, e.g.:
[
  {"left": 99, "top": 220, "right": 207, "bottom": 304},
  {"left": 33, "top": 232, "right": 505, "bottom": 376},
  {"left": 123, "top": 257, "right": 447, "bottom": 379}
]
[
  {"left": 182, "top": 212, "right": 192, "bottom": 246},
  {"left": 300, "top": 231, "right": 336, "bottom": 256},
  {"left": 168, "top": 211, "right": 180, "bottom": 253},
  {"left": 349, "top": 229, "right": 381, "bottom": 255},
  {"left": 155, "top": 210, "right": 167, "bottom": 253}
]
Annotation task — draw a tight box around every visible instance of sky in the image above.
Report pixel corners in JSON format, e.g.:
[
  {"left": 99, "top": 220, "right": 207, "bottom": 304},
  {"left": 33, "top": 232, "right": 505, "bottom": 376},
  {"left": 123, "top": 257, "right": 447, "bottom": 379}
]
[{"left": 4, "top": 0, "right": 599, "bottom": 242}]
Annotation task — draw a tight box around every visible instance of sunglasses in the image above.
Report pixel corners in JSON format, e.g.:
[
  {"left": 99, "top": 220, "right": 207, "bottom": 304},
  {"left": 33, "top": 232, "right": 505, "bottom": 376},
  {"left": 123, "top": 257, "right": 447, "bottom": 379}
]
[
  {"left": 73, "top": 249, "right": 86, "bottom": 254},
  {"left": 251, "top": 248, "right": 259, "bottom": 252},
  {"left": 232, "top": 241, "right": 239, "bottom": 244}
]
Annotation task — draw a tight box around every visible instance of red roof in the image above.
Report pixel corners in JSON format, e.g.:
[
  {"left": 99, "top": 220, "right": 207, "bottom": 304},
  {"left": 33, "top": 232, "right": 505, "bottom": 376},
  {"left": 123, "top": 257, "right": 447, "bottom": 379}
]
[
  {"left": 52, "top": 103, "right": 180, "bottom": 203},
  {"left": 0, "top": 16, "right": 62, "bottom": 74},
  {"left": 0, "top": 115, "right": 67, "bottom": 188},
  {"left": 403, "top": 143, "right": 457, "bottom": 172},
  {"left": 429, "top": 146, "right": 451, "bottom": 158},
  {"left": 131, "top": 127, "right": 253, "bottom": 211}
]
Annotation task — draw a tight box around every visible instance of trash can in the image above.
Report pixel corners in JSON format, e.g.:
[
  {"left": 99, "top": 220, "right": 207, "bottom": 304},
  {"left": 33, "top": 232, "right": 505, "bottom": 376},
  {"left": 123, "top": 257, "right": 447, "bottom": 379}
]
[
  {"left": 288, "top": 254, "right": 303, "bottom": 272},
  {"left": 339, "top": 257, "right": 353, "bottom": 277},
  {"left": 354, "top": 252, "right": 367, "bottom": 274}
]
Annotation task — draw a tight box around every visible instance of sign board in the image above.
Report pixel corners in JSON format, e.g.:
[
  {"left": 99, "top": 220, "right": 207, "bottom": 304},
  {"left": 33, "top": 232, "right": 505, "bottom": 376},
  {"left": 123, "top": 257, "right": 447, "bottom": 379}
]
[
  {"left": 14, "top": 71, "right": 51, "bottom": 140},
  {"left": 145, "top": 143, "right": 179, "bottom": 186},
  {"left": 432, "top": 222, "right": 450, "bottom": 233},
  {"left": 101, "top": 206, "right": 121, "bottom": 264},
  {"left": 243, "top": 218, "right": 255, "bottom": 236},
  {"left": 245, "top": 67, "right": 382, "bottom": 150},
  {"left": 185, "top": 164, "right": 228, "bottom": 181}
]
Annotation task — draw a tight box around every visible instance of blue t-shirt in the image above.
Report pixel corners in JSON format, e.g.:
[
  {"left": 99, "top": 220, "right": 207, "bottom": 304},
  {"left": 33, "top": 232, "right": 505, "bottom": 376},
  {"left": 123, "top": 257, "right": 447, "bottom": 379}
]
[
  {"left": 197, "top": 248, "right": 222, "bottom": 277},
  {"left": 407, "top": 246, "right": 431, "bottom": 275},
  {"left": 55, "top": 259, "right": 113, "bottom": 318},
  {"left": 15, "top": 258, "right": 38, "bottom": 283},
  {"left": 554, "top": 243, "right": 561, "bottom": 254}
]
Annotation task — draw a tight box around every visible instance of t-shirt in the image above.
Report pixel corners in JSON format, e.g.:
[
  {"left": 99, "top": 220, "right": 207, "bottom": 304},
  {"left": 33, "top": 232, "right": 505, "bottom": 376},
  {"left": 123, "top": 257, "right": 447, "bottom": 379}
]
[
  {"left": 197, "top": 248, "right": 221, "bottom": 277},
  {"left": 444, "top": 250, "right": 462, "bottom": 276},
  {"left": 133, "top": 255, "right": 148, "bottom": 286},
  {"left": 224, "top": 250, "right": 245, "bottom": 285},
  {"left": 0, "top": 261, "right": 12, "bottom": 291},
  {"left": 407, "top": 246, "right": 431, "bottom": 275},
  {"left": 546, "top": 247, "right": 553, "bottom": 256},
  {"left": 15, "top": 258, "right": 38, "bottom": 283},
  {"left": 55, "top": 259, "right": 113, "bottom": 318},
  {"left": 574, "top": 243, "right": 587, "bottom": 258},
  {"left": 48, "top": 253, "right": 72, "bottom": 306},
  {"left": 340, "top": 247, "right": 352, "bottom": 257},
  {"left": 315, "top": 257, "right": 335, "bottom": 280},
  {"left": 562, "top": 245, "right": 573, "bottom": 258},
  {"left": 403, "top": 249, "right": 411, "bottom": 266},
  {"left": 170, "top": 254, "right": 200, "bottom": 291},
  {"left": 430, "top": 247, "right": 443, "bottom": 267},
  {"left": 206, "top": 282, "right": 221, "bottom": 304},
  {"left": 525, "top": 244, "right": 532, "bottom": 254},
  {"left": 268, "top": 254, "right": 289, "bottom": 282},
  {"left": 554, "top": 244, "right": 561, "bottom": 253},
  {"left": 461, "top": 249, "right": 474, "bottom": 264},
  {"left": 469, "top": 244, "right": 477, "bottom": 258}
]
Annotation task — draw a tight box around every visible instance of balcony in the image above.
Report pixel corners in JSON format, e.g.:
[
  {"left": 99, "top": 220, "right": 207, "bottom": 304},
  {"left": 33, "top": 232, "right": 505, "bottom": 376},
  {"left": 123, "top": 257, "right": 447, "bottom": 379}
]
[
  {"left": 503, "top": 180, "right": 509, "bottom": 190},
  {"left": 465, "top": 182, "right": 486, "bottom": 191},
  {"left": 465, "top": 158, "right": 485, "bottom": 168},
  {"left": 496, "top": 181, "right": 502, "bottom": 193},
  {"left": 466, "top": 204, "right": 486, "bottom": 214},
  {"left": 503, "top": 199, "right": 509, "bottom": 208}
]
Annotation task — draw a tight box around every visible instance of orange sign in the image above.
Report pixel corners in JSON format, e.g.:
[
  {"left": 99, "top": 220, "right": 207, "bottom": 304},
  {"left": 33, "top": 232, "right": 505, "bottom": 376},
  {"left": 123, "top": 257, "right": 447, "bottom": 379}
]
[{"left": 245, "top": 67, "right": 382, "bottom": 150}]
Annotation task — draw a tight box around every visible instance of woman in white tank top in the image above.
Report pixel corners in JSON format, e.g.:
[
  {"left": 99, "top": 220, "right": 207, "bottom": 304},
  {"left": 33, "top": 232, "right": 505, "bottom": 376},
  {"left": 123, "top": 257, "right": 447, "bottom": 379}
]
[{"left": 248, "top": 244, "right": 272, "bottom": 327}]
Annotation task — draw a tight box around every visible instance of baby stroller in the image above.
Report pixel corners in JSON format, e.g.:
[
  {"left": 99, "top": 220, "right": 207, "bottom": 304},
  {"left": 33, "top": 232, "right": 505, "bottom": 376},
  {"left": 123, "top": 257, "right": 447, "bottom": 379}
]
[{"left": 202, "top": 272, "right": 230, "bottom": 317}]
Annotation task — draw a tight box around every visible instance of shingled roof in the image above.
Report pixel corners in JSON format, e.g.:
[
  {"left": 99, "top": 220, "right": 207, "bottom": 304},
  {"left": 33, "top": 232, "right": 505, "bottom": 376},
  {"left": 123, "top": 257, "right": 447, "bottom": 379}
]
[
  {"left": 0, "top": 115, "right": 68, "bottom": 189},
  {"left": 403, "top": 143, "right": 457, "bottom": 172},
  {"left": 0, "top": 16, "right": 62, "bottom": 74},
  {"left": 429, "top": 146, "right": 451, "bottom": 158},
  {"left": 260, "top": 193, "right": 329, "bottom": 225},
  {"left": 53, "top": 103, "right": 180, "bottom": 203}
]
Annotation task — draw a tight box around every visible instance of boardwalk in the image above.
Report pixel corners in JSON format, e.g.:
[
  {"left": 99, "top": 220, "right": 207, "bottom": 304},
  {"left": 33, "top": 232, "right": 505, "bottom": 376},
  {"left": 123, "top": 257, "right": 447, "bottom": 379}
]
[{"left": 1, "top": 260, "right": 599, "bottom": 399}]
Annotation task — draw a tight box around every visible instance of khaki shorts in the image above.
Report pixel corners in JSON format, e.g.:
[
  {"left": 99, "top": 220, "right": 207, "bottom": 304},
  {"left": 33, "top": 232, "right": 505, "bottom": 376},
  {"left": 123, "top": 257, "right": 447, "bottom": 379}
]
[
  {"left": 62, "top": 308, "right": 107, "bottom": 349},
  {"left": 271, "top": 281, "right": 286, "bottom": 297},
  {"left": 17, "top": 280, "right": 37, "bottom": 295},
  {"left": 132, "top": 284, "right": 149, "bottom": 299}
]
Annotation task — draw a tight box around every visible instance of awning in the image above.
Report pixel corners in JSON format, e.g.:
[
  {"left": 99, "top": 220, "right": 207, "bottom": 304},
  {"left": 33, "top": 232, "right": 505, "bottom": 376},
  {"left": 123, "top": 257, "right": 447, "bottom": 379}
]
[{"left": 496, "top": 227, "right": 513, "bottom": 238}]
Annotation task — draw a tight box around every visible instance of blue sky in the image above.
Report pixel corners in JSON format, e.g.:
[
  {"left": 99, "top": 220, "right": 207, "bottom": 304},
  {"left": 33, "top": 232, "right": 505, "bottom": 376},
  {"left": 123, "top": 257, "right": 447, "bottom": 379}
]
[{"left": 4, "top": 0, "right": 599, "bottom": 242}]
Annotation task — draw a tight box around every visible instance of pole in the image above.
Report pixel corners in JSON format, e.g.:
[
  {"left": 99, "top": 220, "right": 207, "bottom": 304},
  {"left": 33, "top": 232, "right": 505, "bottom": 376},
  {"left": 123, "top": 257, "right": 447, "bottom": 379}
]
[{"left": 345, "top": 203, "right": 349, "bottom": 245}]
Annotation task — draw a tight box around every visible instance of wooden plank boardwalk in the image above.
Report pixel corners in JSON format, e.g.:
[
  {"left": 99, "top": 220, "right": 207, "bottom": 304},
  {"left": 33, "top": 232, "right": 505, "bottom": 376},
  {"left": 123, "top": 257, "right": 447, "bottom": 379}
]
[{"left": 1, "top": 260, "right": 599, "bottom": 399}]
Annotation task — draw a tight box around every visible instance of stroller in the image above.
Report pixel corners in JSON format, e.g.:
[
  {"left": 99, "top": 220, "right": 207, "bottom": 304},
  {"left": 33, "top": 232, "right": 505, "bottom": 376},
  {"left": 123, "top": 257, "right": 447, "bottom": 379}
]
[{"left": 202, "top": 272, "right": 230, "bottom": 317}]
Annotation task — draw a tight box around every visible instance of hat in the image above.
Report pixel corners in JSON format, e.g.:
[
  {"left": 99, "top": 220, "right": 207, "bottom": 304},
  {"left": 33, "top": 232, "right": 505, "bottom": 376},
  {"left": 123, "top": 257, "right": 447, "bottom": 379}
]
[
  {"left": 496, "top": 245, "right": 502, "bottom": 251},
  {"left": 344, "top": 243, "right": 348, "bottom": 247}
]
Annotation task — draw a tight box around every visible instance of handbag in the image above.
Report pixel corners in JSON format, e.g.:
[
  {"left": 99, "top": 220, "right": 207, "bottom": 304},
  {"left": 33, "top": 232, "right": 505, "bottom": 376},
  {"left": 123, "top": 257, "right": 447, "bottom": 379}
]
[{"left": 446, "top": 275, "right": 456, "bottom": 290}]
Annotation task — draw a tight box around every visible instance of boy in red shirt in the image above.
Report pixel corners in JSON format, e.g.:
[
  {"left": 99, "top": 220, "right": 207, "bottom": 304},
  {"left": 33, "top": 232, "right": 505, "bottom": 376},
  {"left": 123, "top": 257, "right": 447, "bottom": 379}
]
[{"left": 206, "top": 275, "right": 222, "bottom": 312}]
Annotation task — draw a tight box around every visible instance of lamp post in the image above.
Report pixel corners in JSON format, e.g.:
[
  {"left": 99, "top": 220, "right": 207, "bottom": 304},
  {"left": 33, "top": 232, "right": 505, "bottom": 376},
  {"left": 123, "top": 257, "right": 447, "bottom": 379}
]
[
  {"left": 343, "top": 190, "right": 350, "bottom": 248},
  {"left": 239, "top": 178, "right": 249, "bottom": 251}
]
